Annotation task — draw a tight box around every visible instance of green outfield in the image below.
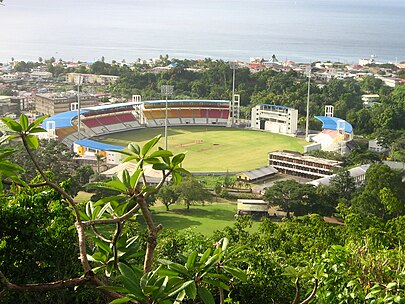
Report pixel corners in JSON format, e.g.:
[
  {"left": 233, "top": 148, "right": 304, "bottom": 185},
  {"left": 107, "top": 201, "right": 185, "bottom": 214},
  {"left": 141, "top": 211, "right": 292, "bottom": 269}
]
[{"left": 98, "top": 126, "right": 306, "bottom": 172}]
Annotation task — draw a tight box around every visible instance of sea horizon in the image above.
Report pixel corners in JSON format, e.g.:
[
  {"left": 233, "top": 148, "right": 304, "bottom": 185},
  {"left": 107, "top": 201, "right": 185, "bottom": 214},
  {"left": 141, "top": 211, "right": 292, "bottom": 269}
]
[{"left": 1, "top": 0, "right": 404, "bottom": 64}]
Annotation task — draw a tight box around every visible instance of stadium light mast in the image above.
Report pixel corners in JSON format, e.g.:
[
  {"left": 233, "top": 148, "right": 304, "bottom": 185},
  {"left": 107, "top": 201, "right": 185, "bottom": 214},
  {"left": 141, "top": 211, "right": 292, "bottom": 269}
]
[
  {"left": 305, "top": 66, "right": 311, "bottom": 141},
  {"left": 229, "top": 61, "right": 238, "bottom": 126},
  {"left": 161, "top": 85, "right": 174, "bottom": 150},
  {"left": 77, "top": 74, "right": 83, "bottom": 141}
]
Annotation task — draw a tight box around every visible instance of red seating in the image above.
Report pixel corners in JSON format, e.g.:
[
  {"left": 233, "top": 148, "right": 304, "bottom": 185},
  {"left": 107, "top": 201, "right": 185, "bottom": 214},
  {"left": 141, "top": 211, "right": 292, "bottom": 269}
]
[
  {"left": 116, "top": 113, "right": 136, "bottom": 123},
  {"left": 97, "top": 116, "right": 120, "bottom": 125},
  {"left": 82, "top": 118, "right": 102, "bottom": 127},
  {"left": 208, "top": 109, "right": 222, "bottom": 119}
]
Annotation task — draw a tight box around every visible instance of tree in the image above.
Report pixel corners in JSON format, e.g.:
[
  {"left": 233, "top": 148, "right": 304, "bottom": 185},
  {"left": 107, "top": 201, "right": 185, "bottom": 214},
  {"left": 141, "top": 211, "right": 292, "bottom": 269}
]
[
  {"left": 0, "top": 182, "right": 105, "bottom": 303},
  {"left": 330, "top": 169, "right": 356, "bottom": 201},
  {"left": 156, "top": 182, "right": 179, "bottom": 211},
  {"left": 263, "top": 180, "right": 317, "bottom": 217},
  {"left": 398, "top": 70, "right": 405, "bottom": 80},
  {"left": 352, "top": 163, "right": 405, "bottom": 219},
  {"left": 178, "top": 176, "right": 212, "bottom": 210},
  {"left": 360, "top": 75, "right": 384, "bottom": 93}
]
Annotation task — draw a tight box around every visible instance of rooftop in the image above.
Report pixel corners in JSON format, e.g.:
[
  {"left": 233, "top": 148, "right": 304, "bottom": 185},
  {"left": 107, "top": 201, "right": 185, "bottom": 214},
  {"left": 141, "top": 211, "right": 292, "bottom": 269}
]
[
  {"left": 269, "top": 150, "right": 343, "bottom": 167},
  {"left": 42, "top": 110, "right": 89, "bottom": 129},
  {"left": 239, "top": 166, "right": 278, "bottom": 180},
  {"left": 315, "top": 116, "right": 353, "bottom": 133},
  {"left": 74, "top": 139, "right": 124, "bottom": 152}
]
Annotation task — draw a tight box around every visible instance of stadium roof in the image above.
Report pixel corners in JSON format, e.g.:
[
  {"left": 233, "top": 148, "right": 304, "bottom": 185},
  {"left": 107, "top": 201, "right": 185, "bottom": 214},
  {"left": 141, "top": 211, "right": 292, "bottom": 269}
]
[
  {"left": 315, "top": 116, "right": 353, "bottom": 133},
  {"left": 144, "top": 99, "right": 230, "bottom": 104},
  {"left": 42, "top": 110, "right": 89, "bottom": 129},
  {"left": 84, "top": 101, "right": 142, "bottom": 111},
  {"left": 75, "top": 139, "right": 124, "bottom": 151}
]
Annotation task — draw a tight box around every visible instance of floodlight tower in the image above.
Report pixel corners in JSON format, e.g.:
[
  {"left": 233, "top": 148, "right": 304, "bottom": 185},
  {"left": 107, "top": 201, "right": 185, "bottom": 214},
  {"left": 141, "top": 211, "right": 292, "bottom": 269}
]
[
  {"left": 161, "top": 85, "right": 174, "bottom": 150},
  {"left": 77, "top": 75, "right": 83, "bottom": 140},
  {"left": 229, "top": 61, "right": 238, "bottom": 126},
  {"left": 305, "top": 66, "right": 311, "bottom": 141}
]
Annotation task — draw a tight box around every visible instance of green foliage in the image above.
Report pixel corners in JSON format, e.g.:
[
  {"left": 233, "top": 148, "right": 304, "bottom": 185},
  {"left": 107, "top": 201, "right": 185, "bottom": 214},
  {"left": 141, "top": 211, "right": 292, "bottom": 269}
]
[
  {"left": 157, "top": 182, "right": 180, "bottom": 210},
  {"left": 352, "top": 163, "right": 405, "bottom": 219},
  {"left": 177, "top": 176, "right": 212, "bottom": 210},
  {"left": 0, "top": 185, "right": 106, "bottom": 303},
  {"left": 264, "top": 180, "right": 318, "bottom": 216}
]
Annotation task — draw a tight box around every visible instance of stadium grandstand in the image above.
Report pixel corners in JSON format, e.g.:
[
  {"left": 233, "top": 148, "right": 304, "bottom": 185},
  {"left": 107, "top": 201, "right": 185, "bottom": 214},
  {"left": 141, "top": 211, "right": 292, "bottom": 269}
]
[
  {"left": 309, "top": 115, "right": 354, "bottom": 154},
  {"left": 42, "top": 99, "right": 231, "bottom": 147},
  {"left": 142, "top": 100, "right": 230, "bottom": 127}
]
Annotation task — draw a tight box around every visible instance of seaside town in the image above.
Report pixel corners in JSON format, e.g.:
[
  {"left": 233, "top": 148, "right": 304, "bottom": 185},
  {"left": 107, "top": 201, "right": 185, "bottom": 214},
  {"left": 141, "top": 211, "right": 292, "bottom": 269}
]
[{"left": 1, "top": 55, "right": 405, "bottom": 121}]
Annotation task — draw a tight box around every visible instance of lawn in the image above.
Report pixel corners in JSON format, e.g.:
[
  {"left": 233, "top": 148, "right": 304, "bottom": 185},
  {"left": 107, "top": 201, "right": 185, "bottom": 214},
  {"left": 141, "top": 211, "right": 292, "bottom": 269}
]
[
  {"left": 97, "top": 126, "right": 306, "bottom": 172},
  {"left": 75, "top": 193, "right": 260, "bottom": 236},
  {"left": 142, "top": 200, "right": 260, "bottom": 236}
]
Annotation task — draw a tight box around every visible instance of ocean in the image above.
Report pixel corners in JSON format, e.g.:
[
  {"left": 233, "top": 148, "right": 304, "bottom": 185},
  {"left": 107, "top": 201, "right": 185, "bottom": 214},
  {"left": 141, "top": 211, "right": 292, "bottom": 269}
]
[{"left": 0, "top": 0, "right": 404, "bottom": 64}]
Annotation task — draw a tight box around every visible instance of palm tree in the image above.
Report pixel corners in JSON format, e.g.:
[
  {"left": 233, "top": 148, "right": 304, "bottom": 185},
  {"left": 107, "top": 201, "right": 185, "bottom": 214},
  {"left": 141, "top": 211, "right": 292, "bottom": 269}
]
[{"left": 95, "top": 153, "right": 105, "bottom": 179}]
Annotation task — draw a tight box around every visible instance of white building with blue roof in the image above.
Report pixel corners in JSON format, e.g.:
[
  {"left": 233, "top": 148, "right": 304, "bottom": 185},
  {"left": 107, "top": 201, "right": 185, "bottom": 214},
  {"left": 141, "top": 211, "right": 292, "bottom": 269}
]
[
  {"left": 250, "top": 104, "right": 298, "bottom": 135},
  {"left": 73, "top": 139, "right": 124, "bottom": 165}
]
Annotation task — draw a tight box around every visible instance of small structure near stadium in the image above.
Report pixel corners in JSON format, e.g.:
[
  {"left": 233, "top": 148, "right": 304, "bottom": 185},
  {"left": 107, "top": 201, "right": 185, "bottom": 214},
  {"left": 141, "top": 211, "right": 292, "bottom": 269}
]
[
  {"left": 236, "top": 199, "right": 269, "bottom": 219},
  {"left": 250, "top": 104, "right": 298, "bottom": 135},
  {"left": 303, "top": 106, "right": 355, "bottom": 155},
  {"left": 237, "top": 166, "right": 279, "bottom": 183},
  {"left": 73, "top": 139, "right": 124, "bottom": 165}
]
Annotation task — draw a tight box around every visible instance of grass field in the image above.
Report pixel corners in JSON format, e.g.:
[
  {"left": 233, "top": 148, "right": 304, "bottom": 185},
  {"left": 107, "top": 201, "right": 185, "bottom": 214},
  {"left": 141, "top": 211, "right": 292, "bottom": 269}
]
[
  {"left": 74, "top": 191, "right": 259, "bottom": 236},
  {"left": 144, "top": 200, "right": 260, "bottom": 236},
  {"left": 98, "top": 126, "right": 306, "bottom": 172}
]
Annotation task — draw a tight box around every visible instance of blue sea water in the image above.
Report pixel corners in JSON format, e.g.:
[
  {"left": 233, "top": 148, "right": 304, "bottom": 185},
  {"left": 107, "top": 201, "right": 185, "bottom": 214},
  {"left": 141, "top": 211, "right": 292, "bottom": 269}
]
[{"left": 0, "top": 0, "right": 404, "bottom": 63}]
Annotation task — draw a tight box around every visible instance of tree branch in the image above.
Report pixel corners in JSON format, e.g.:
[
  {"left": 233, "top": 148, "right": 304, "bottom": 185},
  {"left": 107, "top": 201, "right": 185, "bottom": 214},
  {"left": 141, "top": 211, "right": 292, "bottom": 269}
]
[
  {"left": 91, "top": 224, "right": 112, "bottom": 243},
  {"left": 300, "top": 279, "right": 318, "bottom": 304},
  {"left": 2, "top": 180, "right": 48, "bottom": 188},
  {"left": 0, "top": 270, "right": 130, "bottom": 301},
  {"left": 292, "top": 277, "right": 300, "bottom": 304},
  {"left": 83, "top": 204, "right": 141, "bottom": 226},
  {"left": 0, "top": 270, "right": 90, "bottom": 291}
]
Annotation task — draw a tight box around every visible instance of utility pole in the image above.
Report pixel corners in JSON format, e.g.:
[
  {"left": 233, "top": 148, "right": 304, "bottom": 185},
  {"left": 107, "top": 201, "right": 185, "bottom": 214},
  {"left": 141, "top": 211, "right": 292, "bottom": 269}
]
[
  {"left": 161, "top": 85, "right": 174, "bottom": 150},
  {"left": 305, "top": 67, "right": 311, "bottom": 141},
  {"left": 229, "top": 61, "right": 238, "bottom": 126},
  {"left": 77, "top": 75, "right": 83, "bottom": 141}
]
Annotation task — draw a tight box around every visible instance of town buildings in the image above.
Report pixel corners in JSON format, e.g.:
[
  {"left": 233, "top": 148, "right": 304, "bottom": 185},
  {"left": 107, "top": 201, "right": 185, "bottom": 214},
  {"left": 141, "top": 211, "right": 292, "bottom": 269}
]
[{"left": 35, "top": 92, "right": 98, "bottom": 115}]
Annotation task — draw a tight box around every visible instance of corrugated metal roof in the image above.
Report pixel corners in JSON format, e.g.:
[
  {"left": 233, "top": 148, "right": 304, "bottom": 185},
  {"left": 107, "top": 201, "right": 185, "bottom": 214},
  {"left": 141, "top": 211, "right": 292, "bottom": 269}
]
[
  {"left": 75, "top": 139, "right": 124, "bottom": 151},
  {"left": 240, "top": 166, "right": 278, "bottom": 180},
  {"left": 315, "top": 116, "right": 353, "bottom": 133}
]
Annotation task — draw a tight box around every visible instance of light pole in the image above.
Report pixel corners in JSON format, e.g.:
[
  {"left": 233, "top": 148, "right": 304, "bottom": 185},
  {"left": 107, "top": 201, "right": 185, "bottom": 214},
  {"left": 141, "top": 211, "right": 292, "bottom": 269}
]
[
  {"left": 305, "top": 66, "right": 311, "bottom": 141},
  {"left": 229, "top": 61, "right": 238, "bottom": 126},
  {"left": 161, "top": 85, "right": 174, "bottom": 150},
  {"left": 77, "top": 75, "right": 83, "bottom": 141}
]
